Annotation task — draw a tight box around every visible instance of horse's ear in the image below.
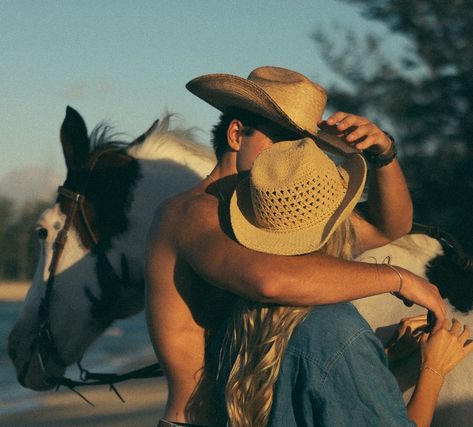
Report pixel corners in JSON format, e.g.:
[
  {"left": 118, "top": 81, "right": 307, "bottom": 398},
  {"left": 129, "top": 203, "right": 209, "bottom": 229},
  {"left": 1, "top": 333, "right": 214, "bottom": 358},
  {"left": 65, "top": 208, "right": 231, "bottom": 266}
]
[
  {"left": 60, "top": 106, "right": 90, "bottom": 171},
  {"left": 129, "top": 118, "right": 160, "bottom": 147}
]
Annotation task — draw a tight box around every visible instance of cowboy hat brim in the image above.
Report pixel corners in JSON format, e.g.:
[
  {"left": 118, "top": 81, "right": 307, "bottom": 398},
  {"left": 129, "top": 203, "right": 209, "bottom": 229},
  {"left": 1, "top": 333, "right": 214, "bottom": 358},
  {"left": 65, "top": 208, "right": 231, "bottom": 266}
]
[{"left": 186, "top": 73, "right": 359, "bottom": 156}]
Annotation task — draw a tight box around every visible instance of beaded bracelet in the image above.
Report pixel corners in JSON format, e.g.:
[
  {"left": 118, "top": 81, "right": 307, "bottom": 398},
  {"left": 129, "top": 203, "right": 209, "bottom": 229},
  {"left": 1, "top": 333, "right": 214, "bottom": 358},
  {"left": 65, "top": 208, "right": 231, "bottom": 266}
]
[{"left": 363, "top": 131, "right": 397, "bottom": 168}]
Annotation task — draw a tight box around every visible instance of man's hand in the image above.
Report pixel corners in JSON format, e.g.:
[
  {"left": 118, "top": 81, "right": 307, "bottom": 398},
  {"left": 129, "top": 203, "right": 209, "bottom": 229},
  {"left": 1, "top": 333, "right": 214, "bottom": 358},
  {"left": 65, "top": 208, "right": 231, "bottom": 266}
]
[
  {"left": 320, "top": 112, "right": 392, "bottom": 155},
  {"left": 395, "top": 267, "right": 447, "bottom": 334}
]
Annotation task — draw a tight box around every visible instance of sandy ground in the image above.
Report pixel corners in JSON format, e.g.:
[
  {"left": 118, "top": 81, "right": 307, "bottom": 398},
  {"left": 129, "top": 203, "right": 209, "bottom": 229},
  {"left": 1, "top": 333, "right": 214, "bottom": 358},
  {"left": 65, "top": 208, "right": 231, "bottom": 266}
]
[
  {"left": 0, "top": 377, "right": 167, "bottom": 427},
  {"left": 0, "top": 281, "right": 29, "bottom": 302}
]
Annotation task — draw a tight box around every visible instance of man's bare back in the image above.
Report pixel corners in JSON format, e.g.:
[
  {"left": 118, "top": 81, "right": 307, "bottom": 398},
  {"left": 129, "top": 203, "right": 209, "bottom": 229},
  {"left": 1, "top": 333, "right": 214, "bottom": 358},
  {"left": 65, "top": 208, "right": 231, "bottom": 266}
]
[{"left": 146, "top": 183, "right": 235, "bottom": 425}]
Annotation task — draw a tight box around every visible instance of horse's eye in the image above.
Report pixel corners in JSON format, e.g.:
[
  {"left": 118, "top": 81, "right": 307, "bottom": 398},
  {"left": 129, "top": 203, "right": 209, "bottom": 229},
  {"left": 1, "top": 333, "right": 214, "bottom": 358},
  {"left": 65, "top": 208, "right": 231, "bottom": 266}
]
[{"left": 36, "top": 228, "right": 48, "bottom": 240}]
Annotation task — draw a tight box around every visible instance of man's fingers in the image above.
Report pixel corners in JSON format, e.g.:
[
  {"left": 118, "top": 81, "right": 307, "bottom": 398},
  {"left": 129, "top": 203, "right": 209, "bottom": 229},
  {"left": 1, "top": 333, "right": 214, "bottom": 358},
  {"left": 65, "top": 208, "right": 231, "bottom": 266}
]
[
  {"left": 326, "top": 112, "right": 349, "bottom": 125},
  {"left": 326, "top": 112, "right": 369, "bottom": 130},
  {"left": 431, "top": 310, "right": 447, "bottom": 334},
  {"left": 345, "top": 125, "right": 376, "bottom": 142}
]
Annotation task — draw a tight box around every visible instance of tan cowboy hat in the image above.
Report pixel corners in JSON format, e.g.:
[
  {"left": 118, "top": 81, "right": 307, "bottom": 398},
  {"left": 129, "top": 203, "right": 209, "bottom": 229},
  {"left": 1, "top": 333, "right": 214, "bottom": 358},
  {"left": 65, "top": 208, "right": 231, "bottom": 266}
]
[
  {"left": 186, "top": 66, "right": 358, "bottom": 155},
  {"left": 230, "top": 138, "right": 366, "bottom": 255}
]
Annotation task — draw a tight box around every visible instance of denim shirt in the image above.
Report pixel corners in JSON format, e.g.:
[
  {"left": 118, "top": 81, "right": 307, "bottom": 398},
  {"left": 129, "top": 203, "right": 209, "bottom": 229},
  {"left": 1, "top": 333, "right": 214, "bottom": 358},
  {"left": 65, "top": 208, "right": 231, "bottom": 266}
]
[{"left": 267, "top": 303, "right": 415, "bottom": 427}]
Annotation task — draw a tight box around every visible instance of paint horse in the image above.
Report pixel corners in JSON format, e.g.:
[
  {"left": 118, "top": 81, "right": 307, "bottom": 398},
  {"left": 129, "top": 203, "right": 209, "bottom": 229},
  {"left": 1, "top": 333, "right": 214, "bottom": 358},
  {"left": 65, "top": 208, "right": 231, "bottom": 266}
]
[{"left": 8, "top": 108, "right": 473, "bottom": 425}]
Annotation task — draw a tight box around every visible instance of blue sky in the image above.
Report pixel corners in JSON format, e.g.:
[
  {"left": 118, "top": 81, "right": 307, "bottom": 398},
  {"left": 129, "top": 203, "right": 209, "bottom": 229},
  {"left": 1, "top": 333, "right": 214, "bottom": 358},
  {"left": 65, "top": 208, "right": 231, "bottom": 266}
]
[{"left": 0, "top": 0, "right": 395, "bottom": 189}]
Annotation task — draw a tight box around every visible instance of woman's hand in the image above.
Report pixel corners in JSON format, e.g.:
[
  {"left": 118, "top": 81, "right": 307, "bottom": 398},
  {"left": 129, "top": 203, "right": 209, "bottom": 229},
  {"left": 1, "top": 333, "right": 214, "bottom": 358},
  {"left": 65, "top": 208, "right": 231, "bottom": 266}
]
[
  {"left": 421, "top": 318, "right": 473, "bottom": 377},
  {"left": 319, "top": 112, "right": 392, "bottom": 154},
  {"left": 386, "top": 315, "right": 428, "bottom": 363}
]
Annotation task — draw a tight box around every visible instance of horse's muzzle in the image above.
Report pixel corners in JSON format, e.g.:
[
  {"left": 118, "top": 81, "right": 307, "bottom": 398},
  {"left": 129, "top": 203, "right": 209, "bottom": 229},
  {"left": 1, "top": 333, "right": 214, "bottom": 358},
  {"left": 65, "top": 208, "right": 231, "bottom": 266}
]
[{"left": 8, "top": 332, "right": 64, "bottom": 391}]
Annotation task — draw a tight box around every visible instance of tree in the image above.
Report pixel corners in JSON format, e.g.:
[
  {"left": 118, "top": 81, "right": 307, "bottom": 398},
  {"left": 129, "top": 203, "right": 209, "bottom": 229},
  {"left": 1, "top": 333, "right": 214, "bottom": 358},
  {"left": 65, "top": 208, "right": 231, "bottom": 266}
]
[{"left": 314, "top": 0, "right": 473, "bottom": 250}]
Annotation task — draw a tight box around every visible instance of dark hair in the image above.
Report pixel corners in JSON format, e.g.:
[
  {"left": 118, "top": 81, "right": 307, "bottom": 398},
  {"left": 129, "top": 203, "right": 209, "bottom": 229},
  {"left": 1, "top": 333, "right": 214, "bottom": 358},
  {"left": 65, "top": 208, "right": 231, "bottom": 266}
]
[{"left": 210, "top": 109, "right": 302, "bottom": 160}]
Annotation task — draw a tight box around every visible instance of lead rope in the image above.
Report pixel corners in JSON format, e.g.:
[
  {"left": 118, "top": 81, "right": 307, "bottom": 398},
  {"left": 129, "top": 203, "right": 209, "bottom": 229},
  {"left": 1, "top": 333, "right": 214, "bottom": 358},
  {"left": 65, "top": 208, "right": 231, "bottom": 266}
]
[{"left": 55, "top": 362, "right": 164, "bottom": 406}]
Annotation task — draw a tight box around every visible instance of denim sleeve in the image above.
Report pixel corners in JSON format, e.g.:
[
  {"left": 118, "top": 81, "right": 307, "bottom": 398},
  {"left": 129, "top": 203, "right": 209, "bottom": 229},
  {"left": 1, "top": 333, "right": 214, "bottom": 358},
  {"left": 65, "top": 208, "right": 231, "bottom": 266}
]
[{"left": 302, "top": 330, "right": 416, "bottom": 427}]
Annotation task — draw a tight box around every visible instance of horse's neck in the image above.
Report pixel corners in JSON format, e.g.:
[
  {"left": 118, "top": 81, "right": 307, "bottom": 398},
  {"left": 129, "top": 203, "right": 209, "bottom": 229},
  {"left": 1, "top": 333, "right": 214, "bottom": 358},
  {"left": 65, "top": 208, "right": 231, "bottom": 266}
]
[
  {"left": 108, "top": 133, "right": 215, "bottom": 281},
  {"left": 356, "top": 234, "right": 444, "bottom": 278},
  {"left": 353, "top": 233, "right": 445, "bottom": 337}
]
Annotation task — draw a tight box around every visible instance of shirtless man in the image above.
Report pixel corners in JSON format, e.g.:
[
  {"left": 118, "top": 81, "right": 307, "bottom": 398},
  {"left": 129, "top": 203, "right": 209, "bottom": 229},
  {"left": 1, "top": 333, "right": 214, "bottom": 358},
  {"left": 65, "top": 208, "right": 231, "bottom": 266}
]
[{"left": 145, "top": 66, "right": 446, "bottom": 426}]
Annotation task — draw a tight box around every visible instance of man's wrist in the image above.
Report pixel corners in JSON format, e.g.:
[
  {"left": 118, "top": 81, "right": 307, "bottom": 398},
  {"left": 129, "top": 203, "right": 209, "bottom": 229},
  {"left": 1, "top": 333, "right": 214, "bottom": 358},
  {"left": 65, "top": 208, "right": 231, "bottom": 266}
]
[{"left": 363, "top": 131, "right": 397, "bottom": 168}]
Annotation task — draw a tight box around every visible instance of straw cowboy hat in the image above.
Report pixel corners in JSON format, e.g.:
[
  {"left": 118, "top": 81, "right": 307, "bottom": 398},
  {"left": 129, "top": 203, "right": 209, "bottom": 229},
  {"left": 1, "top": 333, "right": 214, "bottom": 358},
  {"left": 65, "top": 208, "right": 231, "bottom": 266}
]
[
  {"left": 230, "top": 138, "right": 366, "bottom": 255},
  {"left": 186, "top": 66, "right": 358, "bottom": 155}
]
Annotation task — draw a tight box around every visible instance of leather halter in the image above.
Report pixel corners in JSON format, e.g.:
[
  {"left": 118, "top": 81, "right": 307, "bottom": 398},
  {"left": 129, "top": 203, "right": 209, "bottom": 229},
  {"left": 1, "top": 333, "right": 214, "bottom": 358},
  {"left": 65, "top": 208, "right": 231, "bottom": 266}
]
[
  {"left": 36, "top": 186, "right": 89, "bottom": 371},
  {"left": 37, "top": 147, "right": 115, "bottom": 365},
  {"left": 33, "top": 152, "right": 162, "bottom": 403}
]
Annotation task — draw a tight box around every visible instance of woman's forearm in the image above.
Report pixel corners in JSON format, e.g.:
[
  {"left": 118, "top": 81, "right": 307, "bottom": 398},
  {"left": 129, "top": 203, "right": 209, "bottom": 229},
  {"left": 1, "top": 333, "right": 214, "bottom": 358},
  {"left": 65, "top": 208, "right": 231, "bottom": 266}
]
[{"left": 406, "top": 367, "right": 444, "bottom": 427}]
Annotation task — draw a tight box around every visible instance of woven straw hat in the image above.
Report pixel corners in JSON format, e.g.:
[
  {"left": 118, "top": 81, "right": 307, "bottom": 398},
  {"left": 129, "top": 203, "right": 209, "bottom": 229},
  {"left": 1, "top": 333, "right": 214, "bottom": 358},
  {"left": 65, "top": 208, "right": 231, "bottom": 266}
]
[
  {"left": 186, "top": 66, "right": 358, "bottom": 155},
  {"left": 230, "top": 138, "right": 366, "bottom": 255}
]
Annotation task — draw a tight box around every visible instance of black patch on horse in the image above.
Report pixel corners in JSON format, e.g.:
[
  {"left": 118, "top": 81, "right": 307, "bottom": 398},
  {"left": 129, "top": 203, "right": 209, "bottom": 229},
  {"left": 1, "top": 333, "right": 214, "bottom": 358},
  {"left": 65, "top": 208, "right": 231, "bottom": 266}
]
[
  {"left": 59, "top": 125, "right": 141, "bottom": 251},
  {"left": 427, "top": 252, "right": 473, "bottom": 313},
  {"left": 87, "top": 253, "right": 145, "bottom": 326}
]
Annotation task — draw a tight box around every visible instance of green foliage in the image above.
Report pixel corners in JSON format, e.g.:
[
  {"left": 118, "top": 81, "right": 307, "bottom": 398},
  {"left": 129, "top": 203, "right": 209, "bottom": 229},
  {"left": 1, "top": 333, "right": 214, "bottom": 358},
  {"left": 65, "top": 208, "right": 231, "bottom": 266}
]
[
  {"left": 314, "top": 0, "right": 473, "bottom": 250},
  {"left": 0, "top": 198, "right": 50, "bottom": 280}
]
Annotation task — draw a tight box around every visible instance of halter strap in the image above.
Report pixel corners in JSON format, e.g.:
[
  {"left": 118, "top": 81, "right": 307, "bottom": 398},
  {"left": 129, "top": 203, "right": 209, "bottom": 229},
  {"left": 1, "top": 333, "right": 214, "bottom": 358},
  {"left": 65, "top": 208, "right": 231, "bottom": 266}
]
[{"left": 57, "top": 186, "right": 99, "bottom": 246}]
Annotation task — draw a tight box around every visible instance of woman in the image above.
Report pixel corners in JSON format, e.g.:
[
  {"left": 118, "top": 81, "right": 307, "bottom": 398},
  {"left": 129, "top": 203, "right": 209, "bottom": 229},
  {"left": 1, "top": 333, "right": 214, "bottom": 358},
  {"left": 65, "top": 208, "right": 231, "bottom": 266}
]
[{"left": 221, "top": 138, "right": 472, "bottom": 426}]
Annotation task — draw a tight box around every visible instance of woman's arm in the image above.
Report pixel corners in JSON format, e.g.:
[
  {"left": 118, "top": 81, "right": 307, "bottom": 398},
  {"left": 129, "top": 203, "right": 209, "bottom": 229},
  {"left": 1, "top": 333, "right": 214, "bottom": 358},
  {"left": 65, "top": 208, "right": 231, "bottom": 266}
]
[{"left": 406, "top": 319, "right": 473, "bottom": 427}]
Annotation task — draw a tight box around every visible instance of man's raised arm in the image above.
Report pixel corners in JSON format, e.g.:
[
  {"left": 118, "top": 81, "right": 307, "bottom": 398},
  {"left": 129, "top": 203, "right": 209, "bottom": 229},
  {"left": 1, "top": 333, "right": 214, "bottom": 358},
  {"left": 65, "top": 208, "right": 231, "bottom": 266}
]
[{"left": 324, "top": 112, "right": 413, "bottom": 250}]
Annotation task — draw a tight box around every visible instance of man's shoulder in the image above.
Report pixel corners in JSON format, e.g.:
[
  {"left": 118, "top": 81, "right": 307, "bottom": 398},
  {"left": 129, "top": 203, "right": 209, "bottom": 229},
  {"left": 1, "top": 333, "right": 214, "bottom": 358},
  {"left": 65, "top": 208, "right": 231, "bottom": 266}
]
[
  {"left": 157, "top": 189, "right": 218, "bottom": 227},
  {"left": 149, "top": 189, "right": 220, "bottom": 249}
]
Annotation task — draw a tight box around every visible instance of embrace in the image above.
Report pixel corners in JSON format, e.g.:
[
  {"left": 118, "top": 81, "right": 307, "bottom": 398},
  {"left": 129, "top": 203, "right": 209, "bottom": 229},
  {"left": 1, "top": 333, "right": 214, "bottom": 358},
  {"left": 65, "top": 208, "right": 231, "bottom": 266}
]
[{"left": 145, "top": 66, "right": 472, "bottom": 426}]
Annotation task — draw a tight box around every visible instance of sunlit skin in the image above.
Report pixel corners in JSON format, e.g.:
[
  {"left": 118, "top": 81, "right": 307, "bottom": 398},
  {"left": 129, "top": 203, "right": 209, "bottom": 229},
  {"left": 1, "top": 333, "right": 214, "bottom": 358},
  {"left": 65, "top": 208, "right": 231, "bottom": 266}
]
[{"left": 145, "top": 112, "right": 448, "bottom": 425}]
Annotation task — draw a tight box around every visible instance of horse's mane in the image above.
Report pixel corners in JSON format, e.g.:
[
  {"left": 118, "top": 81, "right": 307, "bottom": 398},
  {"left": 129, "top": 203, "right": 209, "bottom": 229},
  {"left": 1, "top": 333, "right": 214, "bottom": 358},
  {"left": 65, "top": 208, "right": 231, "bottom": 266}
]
[
  {"left": 87, "top": 122, "right": 129, "bottom": 154},
  {"left": 82, "top": 114, "right": 216, "bottom": 169},
  {"left": 127, "top": 114, "right": 216, "bottom": 165}
]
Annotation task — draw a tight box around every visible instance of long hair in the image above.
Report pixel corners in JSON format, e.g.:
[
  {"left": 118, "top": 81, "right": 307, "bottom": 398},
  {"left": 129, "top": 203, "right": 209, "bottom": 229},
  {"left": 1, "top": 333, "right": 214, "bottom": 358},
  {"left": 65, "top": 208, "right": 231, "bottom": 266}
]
[{"left": 224, "top": 218, "right": 356, "bottom": 427}]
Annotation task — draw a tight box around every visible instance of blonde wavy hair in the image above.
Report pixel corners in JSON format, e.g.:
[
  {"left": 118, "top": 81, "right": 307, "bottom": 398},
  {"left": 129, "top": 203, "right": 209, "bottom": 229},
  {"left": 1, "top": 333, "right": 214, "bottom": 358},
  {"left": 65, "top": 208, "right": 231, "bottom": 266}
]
[{"left": 224, "top": 218, "right": 357, "bottom": 427}]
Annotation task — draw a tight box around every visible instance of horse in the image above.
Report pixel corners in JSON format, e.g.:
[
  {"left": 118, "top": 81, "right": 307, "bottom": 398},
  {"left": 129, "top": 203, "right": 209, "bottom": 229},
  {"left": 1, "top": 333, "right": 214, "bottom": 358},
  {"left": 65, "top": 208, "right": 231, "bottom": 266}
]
[
  {"left": 7, "top": 106, "right": 215, "bottom": 392},
  {"left": 7, "top": 107, "right": 473, "bottom": 425}
]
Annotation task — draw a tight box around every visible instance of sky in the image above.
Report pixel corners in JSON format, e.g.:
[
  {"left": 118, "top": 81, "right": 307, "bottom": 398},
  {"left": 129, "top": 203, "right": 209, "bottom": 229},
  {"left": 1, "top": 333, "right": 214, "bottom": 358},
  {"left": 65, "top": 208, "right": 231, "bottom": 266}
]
[{"left": 0, "top": 0, "right": 397, "bottom": 202}]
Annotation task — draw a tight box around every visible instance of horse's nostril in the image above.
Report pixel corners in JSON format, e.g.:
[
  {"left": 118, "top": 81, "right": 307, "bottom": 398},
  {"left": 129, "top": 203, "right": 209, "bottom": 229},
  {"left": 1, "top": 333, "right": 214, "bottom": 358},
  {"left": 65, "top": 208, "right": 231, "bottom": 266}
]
[{"left": 37, "top": 227, "right": 48, "bottom": 240}]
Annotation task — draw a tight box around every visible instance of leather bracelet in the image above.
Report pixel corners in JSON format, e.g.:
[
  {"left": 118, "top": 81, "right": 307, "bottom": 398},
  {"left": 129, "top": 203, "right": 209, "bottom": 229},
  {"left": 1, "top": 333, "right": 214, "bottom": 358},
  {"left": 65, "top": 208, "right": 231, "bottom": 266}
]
[{"left": 363, "top": 131, "right": 397, "bottom": 168}]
